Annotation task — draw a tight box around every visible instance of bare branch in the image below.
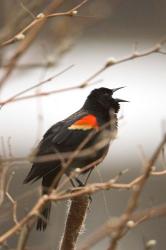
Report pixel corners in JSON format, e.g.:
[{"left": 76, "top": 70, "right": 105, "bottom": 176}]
[
  {"left": 5, "top": 171, "right": 18, "bottom": 225},
  {"left": 0, "top": 39, "right": 166, "bottom": 107}
]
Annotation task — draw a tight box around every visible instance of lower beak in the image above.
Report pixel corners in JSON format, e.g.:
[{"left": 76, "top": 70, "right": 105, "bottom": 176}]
[{"left": 115, "top": 98, "right": 129, "bottom": 103}]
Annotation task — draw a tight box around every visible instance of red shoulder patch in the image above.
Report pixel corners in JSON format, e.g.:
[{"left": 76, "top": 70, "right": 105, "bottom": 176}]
[{"left": 68, "top": 114, "right": 99, "bottom": 130}]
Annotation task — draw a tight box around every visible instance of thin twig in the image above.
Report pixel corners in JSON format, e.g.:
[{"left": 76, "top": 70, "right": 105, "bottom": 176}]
[
  {"left": 5, "top": 171, "right": 18, "bottom": 224},
  {"left": 0, "top": 39, "right": 166, "bottom": 106},
  {"left": 0, "top": 64, "right": 74, "bottom": 108}
]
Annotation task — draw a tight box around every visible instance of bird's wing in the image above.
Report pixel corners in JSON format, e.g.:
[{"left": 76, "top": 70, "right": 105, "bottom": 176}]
[
  {"left": 37, "top": 121, "right": 67, "bottom": 155},
  {"left": 36, "top": 108, "right": 101, "bottom": 156},
  {"left": 23, "top": 111, "right": 99, "bottom": 183}
]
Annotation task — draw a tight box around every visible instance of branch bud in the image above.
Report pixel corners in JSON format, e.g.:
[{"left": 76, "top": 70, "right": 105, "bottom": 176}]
[
  {"left": 36, "top": 13, "right": 45, "bottom": 19},
  {"left": 146, "top": 239, "right": 157, "bottom": 249},
  {"left": 15, "top": 33, "right": 25, "bottom": 41},
  {"left": 71, "top": 10, "right": 78, "bottom": 16},
  {"left": 126, "top": 220, "right": 135, "bottom": 228},
  {"left": 155, "top": 43, "right": 161, "bottom": 51},
  {"left": 75, "top": 168, "right": 81, "bottom": 173},
  {"left": 46, "top": 56, "right": 55, "bottom": 67},
  {"left": 105, "top": 57, "right": 117, "bottom": 67}
]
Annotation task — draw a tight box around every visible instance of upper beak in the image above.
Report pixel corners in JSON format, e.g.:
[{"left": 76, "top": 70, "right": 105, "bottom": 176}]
[
  {"left": 112, "top": 86, "right": 125, "bottom": 93},
  {"left": 112, "top": 86, "right": 128, "bottom": 102}
]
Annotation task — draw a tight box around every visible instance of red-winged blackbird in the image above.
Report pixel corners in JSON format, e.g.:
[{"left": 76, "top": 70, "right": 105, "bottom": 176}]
[{"left": 23, "top": 87, "right": 127, "bottom": 231}]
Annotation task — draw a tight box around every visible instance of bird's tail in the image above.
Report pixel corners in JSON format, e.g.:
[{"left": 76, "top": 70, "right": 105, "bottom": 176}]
[
  {"left": 36, "top": 199, "right": 52, "bottom": 231},
  {"left": 36, "top": 171, "right": 61, "bottom": 231}
]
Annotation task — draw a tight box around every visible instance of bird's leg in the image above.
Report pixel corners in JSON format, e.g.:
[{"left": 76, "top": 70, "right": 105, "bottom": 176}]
[
  {"left": 75, "top": 177, "right": 84, "bottom": 187},
  {"left": 69, "top": 178, "right": 76, "bottom": 188},
  {"left": 83, "top": 168, "right": 93, "bottom": 204},
  {"left": 75, "top": 176, "right": 92, "bottom": 204},
  {"left": 75, "top": 168, "right": 94, "bottom": 204},
  {"left": 84, "top": 168, "right": 93, "bottom": 185},
  {"left": 65, "top": 176, "right": 77, "bottom": 193},
  {"left": 75, "top": 167, "right": 93, "bottom": 187}
]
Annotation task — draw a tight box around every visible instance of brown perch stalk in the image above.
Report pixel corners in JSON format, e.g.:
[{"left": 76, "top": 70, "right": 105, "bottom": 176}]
[{"left": 59, "top": 195, "right": 90, "bottom": 250}]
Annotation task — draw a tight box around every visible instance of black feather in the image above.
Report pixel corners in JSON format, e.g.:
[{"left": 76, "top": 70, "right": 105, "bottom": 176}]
[{"left": 36, "top": 201, "right": 51, "bottom": 231}]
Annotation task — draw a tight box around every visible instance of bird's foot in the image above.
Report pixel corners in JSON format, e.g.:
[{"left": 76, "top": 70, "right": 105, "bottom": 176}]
[{"left": 75, "top": 177, "right": 85, "bottom": 187}]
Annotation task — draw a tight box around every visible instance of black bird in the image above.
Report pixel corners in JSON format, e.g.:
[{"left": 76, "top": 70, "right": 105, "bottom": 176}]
[{"left": 23, "top": 87, "right": 127, "bottom": 231}]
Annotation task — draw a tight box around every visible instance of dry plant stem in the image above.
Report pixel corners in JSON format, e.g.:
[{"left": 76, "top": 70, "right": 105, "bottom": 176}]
[
  {"left": 0, "top": 0, "right": 89, "bottom": 88},
  {"left": 17, "top": 223, "right": 33, "bottom": 250},
  {"left": 0, "top": 39, "right": 166, "bottom": 107},
  {"left": 59, "top": 195, "right": 89, "bottom": 250}
]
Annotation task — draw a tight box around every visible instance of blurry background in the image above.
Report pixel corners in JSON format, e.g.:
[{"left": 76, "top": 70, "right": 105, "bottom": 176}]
[{"left": 0, "top": 0, "right": 166, "bottom": 249}]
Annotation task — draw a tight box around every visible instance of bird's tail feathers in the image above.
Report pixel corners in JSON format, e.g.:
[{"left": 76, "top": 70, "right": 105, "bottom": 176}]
[
  {"left": 36, "top": 200, "right": 51, "bottom": 231},
  {"left": 23, "top": 165, "right": 41, "bottom": 184},
  {"left": 36, "top": 172, "right": 61, "bottom": 231}
]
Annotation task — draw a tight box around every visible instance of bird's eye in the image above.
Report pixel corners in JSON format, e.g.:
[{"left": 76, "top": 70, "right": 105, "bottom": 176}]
[{"left": 103, "top": 92, "right": 110, "bottom": 97}]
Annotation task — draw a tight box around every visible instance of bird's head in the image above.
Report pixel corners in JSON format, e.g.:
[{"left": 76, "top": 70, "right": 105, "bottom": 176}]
[{"left": 84, "top": 87, "right": 128, "bottom": 114}]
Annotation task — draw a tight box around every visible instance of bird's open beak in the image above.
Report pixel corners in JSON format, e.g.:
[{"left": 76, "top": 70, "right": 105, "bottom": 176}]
[
  {"left": 112, "top": 86, "right": 125, "bottom": 93},
  {"left": 112, "top": 87, "right": 128, "bottom": 102}
]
